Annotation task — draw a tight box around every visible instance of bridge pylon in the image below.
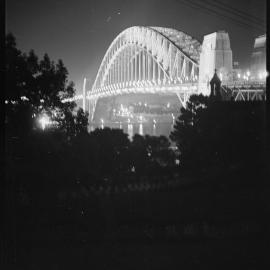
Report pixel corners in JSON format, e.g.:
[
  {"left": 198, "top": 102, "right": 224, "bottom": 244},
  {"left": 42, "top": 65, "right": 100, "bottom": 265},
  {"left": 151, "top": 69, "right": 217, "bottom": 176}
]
[{"left": 199, "top": 31, "right": 233, "bottom": 95}]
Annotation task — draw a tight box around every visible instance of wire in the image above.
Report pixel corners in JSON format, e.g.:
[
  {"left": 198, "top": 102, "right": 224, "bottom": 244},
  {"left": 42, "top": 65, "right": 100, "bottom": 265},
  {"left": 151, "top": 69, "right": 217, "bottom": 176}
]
[
  {"left": 182, "top": 0, "right": 265, "bottom": 31},
  {"left": 204, "top": 0, "right": 265, "bottom": 27},
  {"left": 208, "top": 0, "right": 265, "bottom": 25},
  {"left": 196, "top": 0, "right": 265, "bottom": 30},
  {"left": 178, "top": 0, "right": 265, "bottom": 32}
]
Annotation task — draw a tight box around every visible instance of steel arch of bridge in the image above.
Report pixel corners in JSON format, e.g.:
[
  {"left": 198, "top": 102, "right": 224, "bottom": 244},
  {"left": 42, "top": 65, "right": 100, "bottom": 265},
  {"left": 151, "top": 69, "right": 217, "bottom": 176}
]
[{"left": 87, "top": 26, "right": 201, "bottom": 120}]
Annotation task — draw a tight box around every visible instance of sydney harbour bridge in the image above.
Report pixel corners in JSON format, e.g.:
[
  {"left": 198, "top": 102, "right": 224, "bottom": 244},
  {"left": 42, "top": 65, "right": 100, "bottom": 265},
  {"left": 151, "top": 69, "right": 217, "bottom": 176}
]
[{"left": 63, "top": 26, "right": 266, "bottom": 136}]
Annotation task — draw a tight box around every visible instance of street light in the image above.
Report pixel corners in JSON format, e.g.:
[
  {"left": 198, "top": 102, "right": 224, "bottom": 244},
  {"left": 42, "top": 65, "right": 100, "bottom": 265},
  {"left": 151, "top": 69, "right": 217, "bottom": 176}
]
[{"left": 39, "top": 114, "right": 50, "bottom": 130}]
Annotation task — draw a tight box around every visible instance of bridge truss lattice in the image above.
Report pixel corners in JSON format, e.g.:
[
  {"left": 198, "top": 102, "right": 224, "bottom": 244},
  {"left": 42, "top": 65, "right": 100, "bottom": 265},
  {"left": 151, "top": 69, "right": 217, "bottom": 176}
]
[
  {"left": 63, "top": 26, "right": 266, "bottom": 121},
  {"left": 88, "top": 26, "right": 201, "bottom": 120}
]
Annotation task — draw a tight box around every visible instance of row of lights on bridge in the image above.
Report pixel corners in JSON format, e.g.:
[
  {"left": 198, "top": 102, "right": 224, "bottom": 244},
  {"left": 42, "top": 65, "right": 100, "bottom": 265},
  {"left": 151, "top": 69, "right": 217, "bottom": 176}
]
[
  {"left": 218, "top": 70, "right": 268, "bottom": 81},
  {"left": 101, "top": 75, "right": 196, "bottom": 89},
  {"left": 237, "top": 70, "right": 267, "bottom": 81}
]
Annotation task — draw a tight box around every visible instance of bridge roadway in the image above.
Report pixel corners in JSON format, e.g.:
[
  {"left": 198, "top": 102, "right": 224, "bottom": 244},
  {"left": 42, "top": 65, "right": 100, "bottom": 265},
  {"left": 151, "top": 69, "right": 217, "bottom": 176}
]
[{"left": 64, "top": 80, "right": 266, "bottom": 112}]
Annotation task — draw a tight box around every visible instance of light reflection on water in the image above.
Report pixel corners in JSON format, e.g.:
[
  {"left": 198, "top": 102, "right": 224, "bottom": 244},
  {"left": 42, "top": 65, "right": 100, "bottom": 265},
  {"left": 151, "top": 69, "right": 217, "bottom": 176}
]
[
  {"left": 139, "top": 123, "right": 143, "bottom": 136},
  {"left": 153, "top": 124, "right": 156, "bottom": 136},
  {"left": 90, "top": 122, "right": 174, "bottom": 138},
  {"left": 127, "top": 124, "right": 133, "bottom": 140}
]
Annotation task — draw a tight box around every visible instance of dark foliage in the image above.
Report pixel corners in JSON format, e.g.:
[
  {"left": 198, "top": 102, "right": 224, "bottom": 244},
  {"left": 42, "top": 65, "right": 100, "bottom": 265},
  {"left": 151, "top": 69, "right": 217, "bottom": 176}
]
[
  {"left": 170, "top": 94, "right": 266, "bottom": 179},
  {"left": 5, "top": 33, "right": 88, "bottom": 138},
  {"left": 130, "top": 134, "right": 176, "bottom": 177},
  {"left": 4, "top": 35, "right": 268, "bottom": 269}
]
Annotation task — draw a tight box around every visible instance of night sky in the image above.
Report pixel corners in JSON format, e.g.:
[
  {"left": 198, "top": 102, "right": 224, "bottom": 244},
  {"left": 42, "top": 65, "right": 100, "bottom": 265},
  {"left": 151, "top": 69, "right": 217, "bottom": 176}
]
[{"left": 6, "top": 0, "right": 266, "bottom": 95}]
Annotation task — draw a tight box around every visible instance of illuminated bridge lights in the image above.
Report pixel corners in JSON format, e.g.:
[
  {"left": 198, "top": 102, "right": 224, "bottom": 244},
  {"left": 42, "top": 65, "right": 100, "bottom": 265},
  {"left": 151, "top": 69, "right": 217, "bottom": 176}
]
[
  {"left": 61, "top": 26, "right": 266, "bottom": 121},
  {"left": 85, "top": 84, "right": 197, "bottom": 100},
  {"left": 84, "top": 26, "right": 201, "bottom": 120}
]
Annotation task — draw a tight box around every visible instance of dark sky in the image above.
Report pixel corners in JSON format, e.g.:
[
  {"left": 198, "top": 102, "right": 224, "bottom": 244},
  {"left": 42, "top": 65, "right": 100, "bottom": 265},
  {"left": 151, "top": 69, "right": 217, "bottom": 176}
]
[{"left": 6, "top": 0, "right": 266, "bottom": 95}]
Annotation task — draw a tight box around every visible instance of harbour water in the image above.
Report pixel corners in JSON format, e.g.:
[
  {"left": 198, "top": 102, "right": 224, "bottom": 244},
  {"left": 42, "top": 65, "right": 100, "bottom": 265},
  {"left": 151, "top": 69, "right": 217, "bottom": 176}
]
[{"left": 90, "top": 121, "right": 174, "bottom": 139}]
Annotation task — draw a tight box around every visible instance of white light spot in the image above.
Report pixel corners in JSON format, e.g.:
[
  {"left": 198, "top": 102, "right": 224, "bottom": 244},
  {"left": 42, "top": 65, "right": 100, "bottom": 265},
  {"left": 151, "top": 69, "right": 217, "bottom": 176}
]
[
  {"left": 20, "top": 96, "right": 29, "bottom": 101},
  {"left": 39, "top": 114, "right": 50, "bottom": 130}
]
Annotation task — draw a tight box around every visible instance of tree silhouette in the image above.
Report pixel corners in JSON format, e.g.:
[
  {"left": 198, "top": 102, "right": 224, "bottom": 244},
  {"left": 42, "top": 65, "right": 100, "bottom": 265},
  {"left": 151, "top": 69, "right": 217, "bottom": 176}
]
[
  {"left": 129, "top": 134, "right": 176, "bottom": 178},
  {"left": 130, "top": 134, "right": 149, "bottom": 176},
  {"left": 89, "top": 128, "right": 131, "bottom": 185},
  {"left": 170, "top": 94, "right": 265, "bottom": 178},
  {"left": 5, "top": 33, "right": 78, "bottom": 137},
  {"left": 170, "top": 94, "right": 209, "bottom": 171},
  {"left": 57, "top": 107, "right": 89, "bottom": 138}
]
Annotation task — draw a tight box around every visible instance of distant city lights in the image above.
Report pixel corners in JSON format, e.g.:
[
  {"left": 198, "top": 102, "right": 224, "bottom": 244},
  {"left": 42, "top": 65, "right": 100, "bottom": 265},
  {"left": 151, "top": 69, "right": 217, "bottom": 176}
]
[
  {"left": 258, "top": 71, "right": 268, "bottom": 79},
  {"left": 234, "top": 69, "right": 268, "bottom": 81}
]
